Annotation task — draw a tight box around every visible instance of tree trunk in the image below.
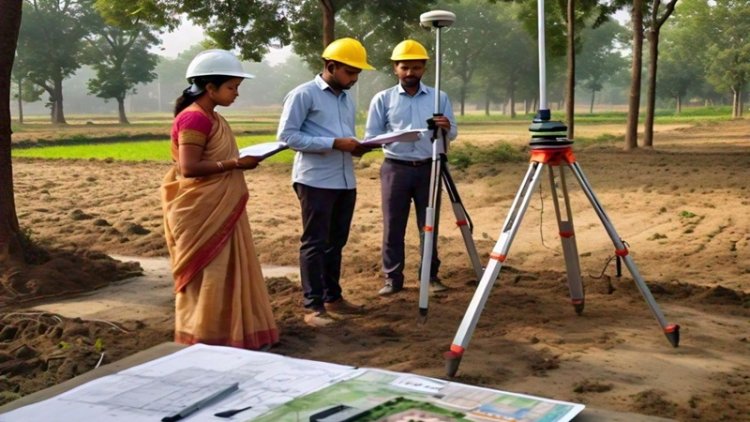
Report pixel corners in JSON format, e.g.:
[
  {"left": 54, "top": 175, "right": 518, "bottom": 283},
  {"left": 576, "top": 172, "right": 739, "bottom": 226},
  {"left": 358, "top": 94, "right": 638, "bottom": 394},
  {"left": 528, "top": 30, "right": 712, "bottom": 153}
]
[
  {"left": 509, "top": 87, "right": 516, "bottom": 118},
  {"left": 485, "top": 92, "right": 490, "bottom": 116},
  {"left": 52, "top": 76, "right": 66, "bottom": 124},
  {"left": 117, "top": 97, "right": 129, "bottom": 124},
  {"left": 675, "top": 95, "right": 681, "bottom": 113},
  {"left": 625, "top": 0, "right": 643, "bottom": 151},
  {"left": 320, "top": 0, "right": 335, "bottom": 47},
  {"left": 732, "top": 87, "right": 741, "bottom": 118},
  {"left": 644, "top": 0, "right": 677, "bottom": 148},
  {"left": 643, "top": 28, "right": 658, "bottom": 148},
  {"left": 590, "top": 90, "right": 595, "bottom": 113},
  {"left": 0, "top": 0, "right": 24, "bottom": 266},
  {"left": 566, "top": 0, "right": 575, "bottom": 140},
  {"left": 16, "top": 77, "right": 23, "bottom": 124}
]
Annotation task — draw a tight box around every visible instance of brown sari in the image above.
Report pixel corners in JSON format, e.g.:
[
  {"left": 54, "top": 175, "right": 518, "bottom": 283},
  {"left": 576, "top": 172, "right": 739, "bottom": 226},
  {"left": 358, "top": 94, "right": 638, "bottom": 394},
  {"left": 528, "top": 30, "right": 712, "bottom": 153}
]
[{"left": 161, "top": 107, "right": 279, "bottom": 349}]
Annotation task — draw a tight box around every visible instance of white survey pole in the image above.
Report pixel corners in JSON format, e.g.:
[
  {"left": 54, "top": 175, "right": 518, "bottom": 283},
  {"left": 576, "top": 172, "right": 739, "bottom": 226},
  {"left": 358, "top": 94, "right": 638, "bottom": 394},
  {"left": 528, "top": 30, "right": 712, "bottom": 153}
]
[{"left": 537, "top": 0, "right": 548, "bottom": 111}]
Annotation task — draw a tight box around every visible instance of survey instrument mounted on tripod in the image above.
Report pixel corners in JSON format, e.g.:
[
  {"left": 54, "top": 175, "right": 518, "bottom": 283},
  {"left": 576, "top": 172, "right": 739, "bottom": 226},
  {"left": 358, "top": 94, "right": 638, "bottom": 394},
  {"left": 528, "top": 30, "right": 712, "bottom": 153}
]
[
  {"left": 442, "top": 0, "right": 680, "bottom": 378},
  {"left": 417, "top": 10, "right": 484, "bottom": 322}
]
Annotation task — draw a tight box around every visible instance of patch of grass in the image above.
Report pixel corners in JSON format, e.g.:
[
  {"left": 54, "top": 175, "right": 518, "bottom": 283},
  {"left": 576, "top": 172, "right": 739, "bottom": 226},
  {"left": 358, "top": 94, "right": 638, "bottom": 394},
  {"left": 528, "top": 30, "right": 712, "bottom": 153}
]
[
  {"left": 448, "top": 142, "right": 525, "bottom": 169},
  {"left": 11, "top": 134, "right": 295, "bottom": 164},
  {"left": 679, "top": 210, "right": 697, "bottom": 218},
  {"left": 573, "top": 133, "right": 622, "bottom": 147}
]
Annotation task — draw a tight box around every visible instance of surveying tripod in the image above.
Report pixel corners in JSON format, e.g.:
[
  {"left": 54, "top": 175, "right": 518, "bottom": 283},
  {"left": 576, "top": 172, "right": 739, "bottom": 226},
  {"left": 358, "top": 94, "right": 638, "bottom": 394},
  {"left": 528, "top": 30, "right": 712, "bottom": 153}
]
[
  {"left": 442, "top": 114, "right": 681, "bottom": 377},
  {"left": 418, "top": 120, "right": 484, "bottom": 319},
  {"left": 418, "top": 11, "right": 483, "bottom": 320}
]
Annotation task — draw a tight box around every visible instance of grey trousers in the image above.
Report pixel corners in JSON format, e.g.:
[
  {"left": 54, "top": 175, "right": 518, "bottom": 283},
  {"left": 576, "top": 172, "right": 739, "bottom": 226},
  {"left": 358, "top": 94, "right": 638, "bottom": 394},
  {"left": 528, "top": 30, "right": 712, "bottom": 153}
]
[{"left": 380, "top": 159, "right": 440, "bottom": 287}]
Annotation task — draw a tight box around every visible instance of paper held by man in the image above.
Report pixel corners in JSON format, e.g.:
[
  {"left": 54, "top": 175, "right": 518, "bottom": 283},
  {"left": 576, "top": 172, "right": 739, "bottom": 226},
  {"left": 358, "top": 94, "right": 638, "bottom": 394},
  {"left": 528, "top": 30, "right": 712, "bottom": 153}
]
[
  {"left": 238, "top": 129, "right": 424, "bottom": 160},
  {"left": 360, "top": 128, "right": 426, "bottom": 146}
]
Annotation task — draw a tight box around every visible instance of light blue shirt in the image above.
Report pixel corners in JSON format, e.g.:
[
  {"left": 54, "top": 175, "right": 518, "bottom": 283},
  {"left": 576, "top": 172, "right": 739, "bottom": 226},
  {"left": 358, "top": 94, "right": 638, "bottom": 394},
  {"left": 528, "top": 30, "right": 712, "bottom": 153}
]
[
  {"left": 365, "top": 82, "right": 457, "bottom": 161},
  {"left": 277, "top": 74, "right": 357, "bottom": 190}
]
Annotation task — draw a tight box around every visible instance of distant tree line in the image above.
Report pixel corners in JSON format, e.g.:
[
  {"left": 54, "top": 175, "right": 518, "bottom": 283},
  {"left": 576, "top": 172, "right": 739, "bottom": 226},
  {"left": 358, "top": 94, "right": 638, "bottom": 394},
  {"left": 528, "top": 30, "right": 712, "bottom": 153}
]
[{"left": 9, "top": 1, "right": 750, "bottom": 130}]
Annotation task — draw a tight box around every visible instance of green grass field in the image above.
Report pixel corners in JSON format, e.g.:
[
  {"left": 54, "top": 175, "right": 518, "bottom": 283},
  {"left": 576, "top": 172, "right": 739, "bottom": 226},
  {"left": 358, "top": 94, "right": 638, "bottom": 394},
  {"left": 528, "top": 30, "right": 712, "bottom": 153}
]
[
  {"left": 10, "top": 106, "right": 738, "bottom": 164},
  {"left": 11, "top": 135, "right": 297, "bottom": 162}
]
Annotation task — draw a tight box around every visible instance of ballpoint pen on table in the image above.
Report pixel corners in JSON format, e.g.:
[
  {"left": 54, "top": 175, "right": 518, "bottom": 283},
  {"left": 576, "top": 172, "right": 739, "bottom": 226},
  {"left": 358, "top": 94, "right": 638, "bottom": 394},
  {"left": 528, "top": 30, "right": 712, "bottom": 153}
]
[{"left": 161, "top": 382, "right": 239, "bottom": 422}]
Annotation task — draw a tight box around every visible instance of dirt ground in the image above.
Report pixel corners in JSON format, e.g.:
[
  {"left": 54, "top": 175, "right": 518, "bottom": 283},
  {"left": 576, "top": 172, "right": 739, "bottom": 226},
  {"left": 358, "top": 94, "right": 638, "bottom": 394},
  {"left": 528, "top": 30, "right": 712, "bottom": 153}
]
[{"left": 1, "top": 119, "right": 749, "bottom": 420}]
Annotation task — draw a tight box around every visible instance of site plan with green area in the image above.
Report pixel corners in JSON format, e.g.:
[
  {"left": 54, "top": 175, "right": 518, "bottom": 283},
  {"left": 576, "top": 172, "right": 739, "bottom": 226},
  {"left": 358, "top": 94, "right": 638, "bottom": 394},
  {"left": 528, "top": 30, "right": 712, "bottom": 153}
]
[{"left": 252, "top": 368, "right": 583, "bottom": 422}]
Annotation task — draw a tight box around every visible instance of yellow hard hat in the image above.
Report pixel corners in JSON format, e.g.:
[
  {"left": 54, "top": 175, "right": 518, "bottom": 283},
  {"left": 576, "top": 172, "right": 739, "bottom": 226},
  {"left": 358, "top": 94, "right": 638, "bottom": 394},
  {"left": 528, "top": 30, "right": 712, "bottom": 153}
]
[
  {"left": 321, "top": 37, "right": 375, "bottom": 70},
  {"left": 390, "top": 40, "right": 430, "bottom": 61}
]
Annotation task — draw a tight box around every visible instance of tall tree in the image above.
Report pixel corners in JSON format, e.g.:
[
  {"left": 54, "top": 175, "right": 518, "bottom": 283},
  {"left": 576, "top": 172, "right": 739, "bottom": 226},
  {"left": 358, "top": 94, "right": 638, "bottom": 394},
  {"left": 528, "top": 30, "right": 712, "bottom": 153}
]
[
  {"left": 84, "top": 7, "right": 159, "bottom": 124},
  {"left": 658, "top": 0, "right": 707, "bottom": 113},
  {"left": 17, "top": 0, "right": 94, "bottom": 124},
  {"left": 624, "top": 0, "right": 644, "bottom": 150},
  {"left": 439, "top": 1, "right": 504, "bottom": 116},
  {"left": 576, "top": 20, "right": 628, "bottom": 113},
  {"left": 11, "top": 57, "right": 44, "bottom": 124},
  {"left": 0, "top": 0, "right": 24, "bottom": 265},
  {"left": 703, "top": 0, "right": 750, "bottom": 118},
  {"left": 642, "top": 0, "right": 678, "bottom": 148}
]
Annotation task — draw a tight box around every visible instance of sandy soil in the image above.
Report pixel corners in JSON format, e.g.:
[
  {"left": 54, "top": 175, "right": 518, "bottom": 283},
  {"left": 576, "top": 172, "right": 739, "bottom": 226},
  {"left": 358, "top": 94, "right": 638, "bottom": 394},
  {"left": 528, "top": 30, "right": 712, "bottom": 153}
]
[{"left": 1, "top": 119, "right": 749, "bottom": 420}]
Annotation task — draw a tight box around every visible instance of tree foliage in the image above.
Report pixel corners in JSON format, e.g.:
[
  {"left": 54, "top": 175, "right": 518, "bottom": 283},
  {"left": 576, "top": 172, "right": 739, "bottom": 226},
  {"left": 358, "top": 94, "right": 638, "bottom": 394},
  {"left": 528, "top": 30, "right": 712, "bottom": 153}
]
[
  {"left": 576, "top": 20, "right": 627, "bottom": 113},
  {"left": 84, "top": 3, "right": 160, "bottom": 123},
  {"left": 287, "top": 0, "right": 434, "bottom": 70},
  {"left": 17, "top": 0, "right": 96, "bottom": 124}
]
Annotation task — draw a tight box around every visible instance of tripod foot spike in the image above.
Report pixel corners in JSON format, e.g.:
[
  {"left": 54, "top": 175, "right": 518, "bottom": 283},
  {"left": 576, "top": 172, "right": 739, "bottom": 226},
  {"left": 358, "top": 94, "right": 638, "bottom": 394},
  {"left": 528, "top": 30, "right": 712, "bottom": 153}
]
[
  {"left": 444, "top": 345, "right": 464, "bottom": 377},
  {"left": 664, "top": 324, "right": 680, "bottom": 347},
  {"left": 572, "top": 299, "right": 584, "bottom": 315},
  {"left": 418, "top": 308, "right": 428, "bottom": 324}
]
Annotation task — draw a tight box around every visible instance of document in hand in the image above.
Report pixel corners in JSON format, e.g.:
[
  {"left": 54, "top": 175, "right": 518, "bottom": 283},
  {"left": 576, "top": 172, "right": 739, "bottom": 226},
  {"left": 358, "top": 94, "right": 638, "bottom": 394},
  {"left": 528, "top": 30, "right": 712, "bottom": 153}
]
[
  {"left": 361, "top": 129, "right": 426, "bottom": 146},
  {"left": 239, "top": 142, "right": 289, "bottom": 160}
]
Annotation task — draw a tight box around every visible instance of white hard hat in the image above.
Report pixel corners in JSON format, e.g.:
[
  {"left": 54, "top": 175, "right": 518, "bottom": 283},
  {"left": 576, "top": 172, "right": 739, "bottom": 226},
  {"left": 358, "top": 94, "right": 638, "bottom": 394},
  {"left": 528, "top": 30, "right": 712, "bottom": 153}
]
[{"left": 185, "top": 49, "right": 255, "bottom": 80}]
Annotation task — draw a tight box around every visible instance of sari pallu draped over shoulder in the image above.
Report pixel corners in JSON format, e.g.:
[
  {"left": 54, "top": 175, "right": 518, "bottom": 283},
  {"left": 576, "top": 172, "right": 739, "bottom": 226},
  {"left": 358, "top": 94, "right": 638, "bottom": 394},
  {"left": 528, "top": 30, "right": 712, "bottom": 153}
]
[{"left": 161, "top": 109, "right": 279, "bottom": 350}]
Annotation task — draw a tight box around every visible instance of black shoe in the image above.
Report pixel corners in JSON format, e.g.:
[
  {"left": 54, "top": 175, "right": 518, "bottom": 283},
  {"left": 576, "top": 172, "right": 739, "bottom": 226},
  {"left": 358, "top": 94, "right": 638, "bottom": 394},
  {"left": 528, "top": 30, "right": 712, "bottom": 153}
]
[{"left": 378, "top": 280, "right": 403, "bottom": 296}]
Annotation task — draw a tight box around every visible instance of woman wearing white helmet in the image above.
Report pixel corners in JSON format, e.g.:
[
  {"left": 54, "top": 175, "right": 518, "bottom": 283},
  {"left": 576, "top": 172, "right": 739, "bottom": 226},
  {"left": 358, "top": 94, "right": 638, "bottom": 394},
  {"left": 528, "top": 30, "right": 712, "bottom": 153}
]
[{"left": 161, "top": 49, "right": 279, "bottom": 350}]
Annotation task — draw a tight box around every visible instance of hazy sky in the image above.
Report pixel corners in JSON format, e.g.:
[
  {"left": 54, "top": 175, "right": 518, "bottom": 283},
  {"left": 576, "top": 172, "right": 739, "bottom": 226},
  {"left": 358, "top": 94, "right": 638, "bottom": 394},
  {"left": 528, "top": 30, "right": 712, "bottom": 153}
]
[{"left": 157, "top": 20, "right": 292, "bottom": 65}]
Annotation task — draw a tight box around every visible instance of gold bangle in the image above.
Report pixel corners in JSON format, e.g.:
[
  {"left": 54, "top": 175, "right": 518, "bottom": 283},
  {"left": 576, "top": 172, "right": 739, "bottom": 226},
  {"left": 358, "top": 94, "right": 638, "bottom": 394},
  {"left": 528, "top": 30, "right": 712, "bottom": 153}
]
[{"left": 216, "top": 161, "right": 224, "bottom": 171}]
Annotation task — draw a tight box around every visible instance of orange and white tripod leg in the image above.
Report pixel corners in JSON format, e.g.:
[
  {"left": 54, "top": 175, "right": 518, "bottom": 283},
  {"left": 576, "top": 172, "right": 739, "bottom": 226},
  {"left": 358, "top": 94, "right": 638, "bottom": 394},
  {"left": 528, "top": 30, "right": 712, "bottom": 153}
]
[
  {"left": 568, "top": 162, "right": 680, "bottom": 347},
  {"left": 441, "top": 163, "right": 483, "bottom": 280},
  {"left": 445, "top": 162, "right": 546, "bottom": 377},
  {"left": 548, "top": 166, "right": 585, "bottom": 314},
  {"left": 419, "top": 142, "right": 443, "bottom": 318}
]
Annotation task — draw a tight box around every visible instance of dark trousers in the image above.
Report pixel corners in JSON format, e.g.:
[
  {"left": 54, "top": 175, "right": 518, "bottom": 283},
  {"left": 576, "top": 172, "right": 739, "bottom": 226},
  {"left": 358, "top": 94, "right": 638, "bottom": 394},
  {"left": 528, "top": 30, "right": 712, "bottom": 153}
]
[
  {"left": 380, "top": 159, "right": 440, "bottom": 287},
  {"left": 294, "top": 183, "right": 356, "bottom": 309}
]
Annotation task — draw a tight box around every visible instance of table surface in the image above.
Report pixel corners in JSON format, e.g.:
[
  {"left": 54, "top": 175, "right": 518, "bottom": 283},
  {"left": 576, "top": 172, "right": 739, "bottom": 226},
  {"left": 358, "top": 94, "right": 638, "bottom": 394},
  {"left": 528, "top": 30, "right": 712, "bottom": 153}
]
[{"left": 0, "top": 342, "right": 674, "bottom": 421}]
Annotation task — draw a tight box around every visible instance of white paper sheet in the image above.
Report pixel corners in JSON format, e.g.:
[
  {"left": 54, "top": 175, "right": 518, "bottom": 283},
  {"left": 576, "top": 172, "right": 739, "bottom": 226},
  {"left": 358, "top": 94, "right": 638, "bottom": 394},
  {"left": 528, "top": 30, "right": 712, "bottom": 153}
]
[
  {"left": 360, "top": 129, "right": 427, "bottom": 146},
  {"left": 238, "top": 142, "right": 288, "bottom": 160},
  {"left": 0, "top": 344, "right": 354, "bottom": 422}
]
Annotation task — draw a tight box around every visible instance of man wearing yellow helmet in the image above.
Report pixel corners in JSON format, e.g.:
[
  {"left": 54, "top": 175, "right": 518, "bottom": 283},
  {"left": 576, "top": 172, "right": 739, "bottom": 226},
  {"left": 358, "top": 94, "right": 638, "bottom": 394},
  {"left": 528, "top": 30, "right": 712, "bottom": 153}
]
[
  {"left": 277, "top": 37, "right": 373, "bottom": 327},
  {"left": 365, "top": 39, "right": 458, "bottom": 296}
]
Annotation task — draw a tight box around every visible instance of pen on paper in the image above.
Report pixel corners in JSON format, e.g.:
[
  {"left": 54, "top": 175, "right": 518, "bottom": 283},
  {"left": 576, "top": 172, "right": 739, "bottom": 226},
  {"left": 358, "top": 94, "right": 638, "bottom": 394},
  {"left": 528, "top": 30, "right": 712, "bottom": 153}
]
[
  {"left": 161, "top": 382, "right": 239, "bottom": 422},
  {"left": 214, "top": 404, "right": 253, "bottom": 418}
]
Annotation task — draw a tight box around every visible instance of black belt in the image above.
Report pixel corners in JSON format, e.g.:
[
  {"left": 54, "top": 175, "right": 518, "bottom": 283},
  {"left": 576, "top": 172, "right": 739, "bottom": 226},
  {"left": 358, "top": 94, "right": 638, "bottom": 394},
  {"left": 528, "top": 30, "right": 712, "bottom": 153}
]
[{"left": 385, "top": 158, "right": 432, "bottom": 167}]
